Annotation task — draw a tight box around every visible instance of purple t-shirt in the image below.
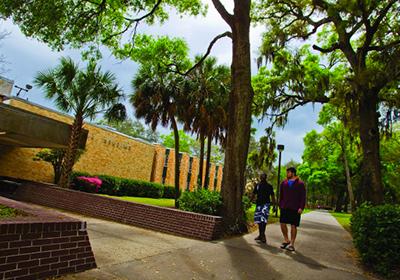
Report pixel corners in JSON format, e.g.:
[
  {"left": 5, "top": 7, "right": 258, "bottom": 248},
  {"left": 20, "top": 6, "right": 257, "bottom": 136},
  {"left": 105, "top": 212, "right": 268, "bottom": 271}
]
[{"left": 279, "top": 178, "right": 306, "bottom": 211}]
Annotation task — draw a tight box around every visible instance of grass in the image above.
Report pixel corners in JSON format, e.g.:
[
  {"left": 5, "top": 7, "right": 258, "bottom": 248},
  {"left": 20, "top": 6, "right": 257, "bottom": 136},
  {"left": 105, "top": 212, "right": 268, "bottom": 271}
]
[
  {"left": 330, "top": 211, "right": 352, "bottom": 233},
  {"left": 100, "top": 195, "right": 175, "bottom": 208},
  {"left": 0, "top": 205, "right": 20, "bottom": 218}
]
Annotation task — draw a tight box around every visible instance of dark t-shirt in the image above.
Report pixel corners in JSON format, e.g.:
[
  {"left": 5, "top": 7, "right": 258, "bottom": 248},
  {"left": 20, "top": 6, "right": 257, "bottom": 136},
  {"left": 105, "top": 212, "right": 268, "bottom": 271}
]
[{"left": 253, "top": 181, "right": 274, "bottom": 205}]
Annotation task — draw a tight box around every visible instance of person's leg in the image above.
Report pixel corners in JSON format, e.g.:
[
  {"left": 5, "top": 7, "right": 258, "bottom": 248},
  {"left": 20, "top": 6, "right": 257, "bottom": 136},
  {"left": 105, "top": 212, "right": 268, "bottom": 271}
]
[
  {"left": 259, "top": 222, "right": 267, "bottom": 242},
  {"left": 290, "top": 225, "right": 297, "bottom": 246},
  {"left": 280, "top": 223, "right": 289, "bottom": 243},
  {"left": 256, "top": 223, "right": 263, "bottom": 239}
]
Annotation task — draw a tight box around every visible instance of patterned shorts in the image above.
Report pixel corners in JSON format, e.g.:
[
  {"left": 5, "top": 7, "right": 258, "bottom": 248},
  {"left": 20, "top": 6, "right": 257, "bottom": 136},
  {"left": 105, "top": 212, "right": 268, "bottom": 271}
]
[{"left": 254, "top": 203, "right": 270, "bottom": 224}]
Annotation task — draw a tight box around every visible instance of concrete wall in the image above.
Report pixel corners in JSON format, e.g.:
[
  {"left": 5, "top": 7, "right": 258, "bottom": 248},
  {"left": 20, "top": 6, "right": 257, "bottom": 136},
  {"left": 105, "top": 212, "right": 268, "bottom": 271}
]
[{"left": 0, "top": 98, "right": 223, "bottom": 190}]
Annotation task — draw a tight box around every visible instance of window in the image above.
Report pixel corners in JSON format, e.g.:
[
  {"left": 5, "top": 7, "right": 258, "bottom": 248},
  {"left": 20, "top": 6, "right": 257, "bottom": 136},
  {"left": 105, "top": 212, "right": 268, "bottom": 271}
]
[
  {"left": 162, "top": 149, "right": 170, "bottom": 184},
  {"left": 186, "top": 157, "right": 193, "bottom": 190},
  {"left": 214, "top": 166, "right": 219, "bottom": 190}
]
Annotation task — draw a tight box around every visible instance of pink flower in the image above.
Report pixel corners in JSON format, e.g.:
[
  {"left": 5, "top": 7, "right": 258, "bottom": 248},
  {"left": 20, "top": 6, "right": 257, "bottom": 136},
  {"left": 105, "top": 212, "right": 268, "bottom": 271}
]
[{"left": 77, "top": 176, "right": 102, "bottom": 192}]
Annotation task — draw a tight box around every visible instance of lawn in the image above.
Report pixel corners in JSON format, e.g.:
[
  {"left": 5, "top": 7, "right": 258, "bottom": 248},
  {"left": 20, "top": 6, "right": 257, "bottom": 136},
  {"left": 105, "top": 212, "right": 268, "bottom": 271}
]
[
  {"left": 0, "top": 205, "right": 20, "bottom": 218},
  {"left": 330, "top": 211, "right": 352, "bottom": 233},
  {"left": 100, "top": 195, "right": 175, "bottom": 208}
]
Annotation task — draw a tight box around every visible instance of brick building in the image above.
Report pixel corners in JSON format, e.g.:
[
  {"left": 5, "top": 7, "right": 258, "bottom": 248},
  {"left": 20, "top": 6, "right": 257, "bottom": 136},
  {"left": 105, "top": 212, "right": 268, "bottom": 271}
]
[{"left": 0, "top": 97, "right": 223, "bottom": 191}]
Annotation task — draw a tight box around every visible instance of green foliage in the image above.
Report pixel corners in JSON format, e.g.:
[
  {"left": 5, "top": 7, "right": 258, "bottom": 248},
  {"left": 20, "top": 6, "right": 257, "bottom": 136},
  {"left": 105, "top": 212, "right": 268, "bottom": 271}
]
[
  {"left": 162, "top": 185, "right": 179, "bottom": 199},
  {"left": 178, "top": 189, "right": 222, "bottom": 216},
  {"left": 0, "top": 205, "right": 20, "bottom": 218},
  {"left": 381, "top": 125, "right": 400, "bottom": 203},
  {"left": 35, "top": 57, "right": 126, "bottom": 122},
  {"left": 0, "top": 0, "right": 205, "bottom": 56},
  {"left": 161, "top": 130, "right": 194, "bottom": 154},
  {"left": 242, "top": 195, "right": 252, "bottom": 211},
  {"left": 246, "top": 130, "right": 277, "bottom": 179},
  {"left": 351, "top": 204, "right": 400, "bottom": 276},
  {"left": 98, "top": 117, "right": 159, "bottom": 143},
  {"left": 71, "top": 172, "right": 164, "bottom": 198},
  {"left": 34, "top": 148, "right": 84, "bottom": 183}
]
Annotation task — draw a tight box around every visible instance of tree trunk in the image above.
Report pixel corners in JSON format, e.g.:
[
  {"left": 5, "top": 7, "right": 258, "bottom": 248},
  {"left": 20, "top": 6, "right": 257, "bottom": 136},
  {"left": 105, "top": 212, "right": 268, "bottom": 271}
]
[
  {"left": 342, "top": 147, "right": 355, "bottom": 211},
  {"left": 340, "top": 131, "right": 356, "bottom": 211},
  {"left": 58, "top": 114, "right": 83, "bottom": 188},
  {"left": 53, "top": 165, "right": 61, "bottom": 184},
  {"left": 171, "top": 117, "right": 180, "bottom": 208},
  {"left": 358, "top": 92, "right": 385, "bottom": 204},
  {"left": 204, "top": 131, "right": 212, "bottom": 189},
  {"left": 198, "top": 131, "right": 205, "bottom": 189},
  {"left": 221, "top": 1, "right": 253, "bottom": 233}
]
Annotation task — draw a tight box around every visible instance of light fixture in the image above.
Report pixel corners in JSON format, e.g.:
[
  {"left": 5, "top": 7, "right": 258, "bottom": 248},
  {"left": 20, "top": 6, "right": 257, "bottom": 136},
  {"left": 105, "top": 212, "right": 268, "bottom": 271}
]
[{"left": 15, "top": 84, "right": 33, "bottom": 97}]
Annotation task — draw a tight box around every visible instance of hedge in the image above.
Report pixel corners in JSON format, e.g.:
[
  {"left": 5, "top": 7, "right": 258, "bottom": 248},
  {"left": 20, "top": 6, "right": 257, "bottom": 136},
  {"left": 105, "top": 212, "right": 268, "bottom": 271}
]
[
  {"left": 351, "top": 203, "right": 400, "bottom": 277},
  {"left": 178, "top": 189, "right": 222, "bottom": 215},
  {"left": 163, "top": 185, "right": 181, "bottom": 199},
  {"left": 70, "top": 172, "right": 176, "bottom": 199}
]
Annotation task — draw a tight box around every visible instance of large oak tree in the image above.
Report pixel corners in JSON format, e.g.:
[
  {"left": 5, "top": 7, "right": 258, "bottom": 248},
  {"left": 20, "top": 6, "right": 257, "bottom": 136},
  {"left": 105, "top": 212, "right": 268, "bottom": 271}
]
[{"left": 254, "top": 0, "right": 400, "bottom": 204}]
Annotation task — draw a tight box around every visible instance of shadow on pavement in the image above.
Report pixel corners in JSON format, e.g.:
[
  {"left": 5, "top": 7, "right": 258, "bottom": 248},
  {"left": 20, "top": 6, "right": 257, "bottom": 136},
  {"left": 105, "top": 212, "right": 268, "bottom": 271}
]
[
  {"left": 284, "top": 250, "right": 328, "bottom": 270},
  {"left": 224, "top": 236, "right": 283, "bottom": 279}
]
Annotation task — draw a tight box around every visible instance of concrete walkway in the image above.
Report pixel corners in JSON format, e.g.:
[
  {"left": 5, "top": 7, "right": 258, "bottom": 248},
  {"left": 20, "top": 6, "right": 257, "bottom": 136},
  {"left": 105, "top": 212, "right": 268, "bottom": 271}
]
[{"left": 59, "top": 210, "right": 370, "bottom": 280}]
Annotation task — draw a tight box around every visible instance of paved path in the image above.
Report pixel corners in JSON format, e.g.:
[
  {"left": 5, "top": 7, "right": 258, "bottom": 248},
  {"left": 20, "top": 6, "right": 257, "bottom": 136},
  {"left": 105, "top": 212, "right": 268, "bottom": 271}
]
[{"left": 59, "top": 210, "right": 370, "bottom": 280}]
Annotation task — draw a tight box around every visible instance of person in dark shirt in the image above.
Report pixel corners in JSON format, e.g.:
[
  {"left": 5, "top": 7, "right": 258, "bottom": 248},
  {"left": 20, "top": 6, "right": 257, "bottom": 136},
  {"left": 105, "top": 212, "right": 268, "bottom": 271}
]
[
  {"left": 251, "top": 173, "right": 276, "bottom": 243},
  {"left": 279, "top": 167, "right": 306, "bottom": 252}
]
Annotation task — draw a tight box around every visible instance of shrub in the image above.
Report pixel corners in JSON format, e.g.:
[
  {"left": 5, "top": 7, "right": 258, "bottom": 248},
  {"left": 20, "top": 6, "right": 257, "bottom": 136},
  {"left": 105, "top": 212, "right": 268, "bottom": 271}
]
[
  {"left": 178, "top": 189, "right": 222, "bottom": 215},
  {"left": 71, "top": 171, "right": 164, "bottom": 198},
  {"left": 73, "top": 177, "right": 101, "bottom": 193},
  {"left": 163, "top": 185, "right": 180, "bottom": 199},
  {"left": 242, "top": 195, "right": 253, "bottom": 222},
  {"left": 351, "top": 203, "right": 400, "bottom": 276},
  {"left": 120, "top": 179, "right": 164, "bottom": 198},
  {"left": 97, "top": 175, "right": 122, "bottom": 196}
]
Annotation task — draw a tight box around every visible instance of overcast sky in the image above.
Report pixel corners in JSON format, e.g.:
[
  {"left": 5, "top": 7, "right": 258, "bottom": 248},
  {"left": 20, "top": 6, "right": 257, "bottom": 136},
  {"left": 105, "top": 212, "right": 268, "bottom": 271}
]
[{"left": 0, "top": 2, "right": 323, "bottom": 164}]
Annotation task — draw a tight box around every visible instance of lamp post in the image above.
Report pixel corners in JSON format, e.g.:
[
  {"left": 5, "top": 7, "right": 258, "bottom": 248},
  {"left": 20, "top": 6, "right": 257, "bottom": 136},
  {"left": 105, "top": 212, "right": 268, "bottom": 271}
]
[
  {"left": 15, "top": 84, "right": 32, "bottom": 97},
  {"left": 275, "top": 144, "right": 284, "bottom": 217}
]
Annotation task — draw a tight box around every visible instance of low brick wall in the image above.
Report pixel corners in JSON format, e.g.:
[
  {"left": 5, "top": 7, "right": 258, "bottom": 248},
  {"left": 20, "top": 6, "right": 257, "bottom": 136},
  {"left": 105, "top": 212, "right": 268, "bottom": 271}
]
[
  {"left": 11, "top": 182, "right": 223, "bottom": 241},
  {"left": 0, "top": 197, "right": 96, "bottom": 280}
]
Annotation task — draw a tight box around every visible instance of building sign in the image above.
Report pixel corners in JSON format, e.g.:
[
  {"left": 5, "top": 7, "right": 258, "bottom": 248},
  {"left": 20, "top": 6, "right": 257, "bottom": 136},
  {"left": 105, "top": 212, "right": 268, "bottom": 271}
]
[
  {"left": 0, "top": 76, "right": 14, "bottom": 98},
  {"left": 88, "top": 135, "right": 132, "bottom": 151}
]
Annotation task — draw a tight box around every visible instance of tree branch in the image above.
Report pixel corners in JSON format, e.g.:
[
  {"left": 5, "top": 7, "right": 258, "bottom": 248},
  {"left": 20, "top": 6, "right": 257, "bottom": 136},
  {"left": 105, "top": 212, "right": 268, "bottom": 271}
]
[
  {"left": 313, "top": 43, "right": 340, "bottom": 53},
  {"left": 102, "top": 0, "right": 162, "bottom": 43},
  {"left": 370, "top": 0, "right": 397, "bottom": 36},
  {"left": 368, "top": 40, "right": 400, "bottom": 52},
  {"left": 211, "top": 0, "right": 234, "bottom": 27},
  {"left": 166, "top": 31, "right": 233, "bottom": 76}
]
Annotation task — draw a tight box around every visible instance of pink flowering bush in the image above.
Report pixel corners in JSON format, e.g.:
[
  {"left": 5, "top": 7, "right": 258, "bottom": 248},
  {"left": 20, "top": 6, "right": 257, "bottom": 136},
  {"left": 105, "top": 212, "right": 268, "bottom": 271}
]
[{"left": 73, "top": 176, "right": 102, "bottom": 193}]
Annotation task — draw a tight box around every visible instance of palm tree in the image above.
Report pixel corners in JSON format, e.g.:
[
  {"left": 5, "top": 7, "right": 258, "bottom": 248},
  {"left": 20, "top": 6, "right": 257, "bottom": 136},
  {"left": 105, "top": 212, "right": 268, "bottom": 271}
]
[
  {"left": 35, "top": 57, "right": 126, "bottom": 188},
  {"left": 131, "top": 67, "right": 186, "bottom": 207},
  {"left": 185, "top": 57, "right": 230, "bottom": 189}
]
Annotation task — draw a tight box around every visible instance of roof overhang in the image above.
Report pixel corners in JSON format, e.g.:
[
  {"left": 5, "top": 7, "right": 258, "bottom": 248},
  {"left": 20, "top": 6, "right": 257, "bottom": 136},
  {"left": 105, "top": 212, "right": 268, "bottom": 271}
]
[{"left": 0, "top": 103, "right": 87, "bottom": 149}]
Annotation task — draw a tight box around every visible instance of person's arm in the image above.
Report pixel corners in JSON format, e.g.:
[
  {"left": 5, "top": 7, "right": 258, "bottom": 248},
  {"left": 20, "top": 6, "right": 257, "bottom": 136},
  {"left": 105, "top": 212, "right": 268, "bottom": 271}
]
[
  {"left": 271, "top": 194, "right": 276, "bottom": 206},
  {"left": 298, "top": 182, "right": 306, "bottom": 214}
]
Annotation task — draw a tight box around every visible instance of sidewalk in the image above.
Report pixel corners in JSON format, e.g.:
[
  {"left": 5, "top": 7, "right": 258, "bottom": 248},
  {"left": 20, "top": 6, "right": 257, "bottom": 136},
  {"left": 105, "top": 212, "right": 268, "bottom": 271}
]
[{"left": 60, "top": 210, "right": 370, "bottom": 280}]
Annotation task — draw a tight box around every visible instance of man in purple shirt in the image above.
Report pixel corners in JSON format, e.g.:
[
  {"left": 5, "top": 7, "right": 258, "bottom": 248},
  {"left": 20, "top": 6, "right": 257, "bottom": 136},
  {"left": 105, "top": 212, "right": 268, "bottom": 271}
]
[{"left": 279, "top": 167, "right": 306, "bottom": 252}]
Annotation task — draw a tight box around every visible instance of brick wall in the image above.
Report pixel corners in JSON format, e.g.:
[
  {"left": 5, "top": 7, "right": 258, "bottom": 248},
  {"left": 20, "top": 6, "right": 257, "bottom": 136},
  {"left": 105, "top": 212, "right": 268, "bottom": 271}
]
[
  {"left": 11, "top": 183, "right": 223, "bottom": 241},
  {"left": 0, "top": 197, "right": 96, "bottom": 280}
]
